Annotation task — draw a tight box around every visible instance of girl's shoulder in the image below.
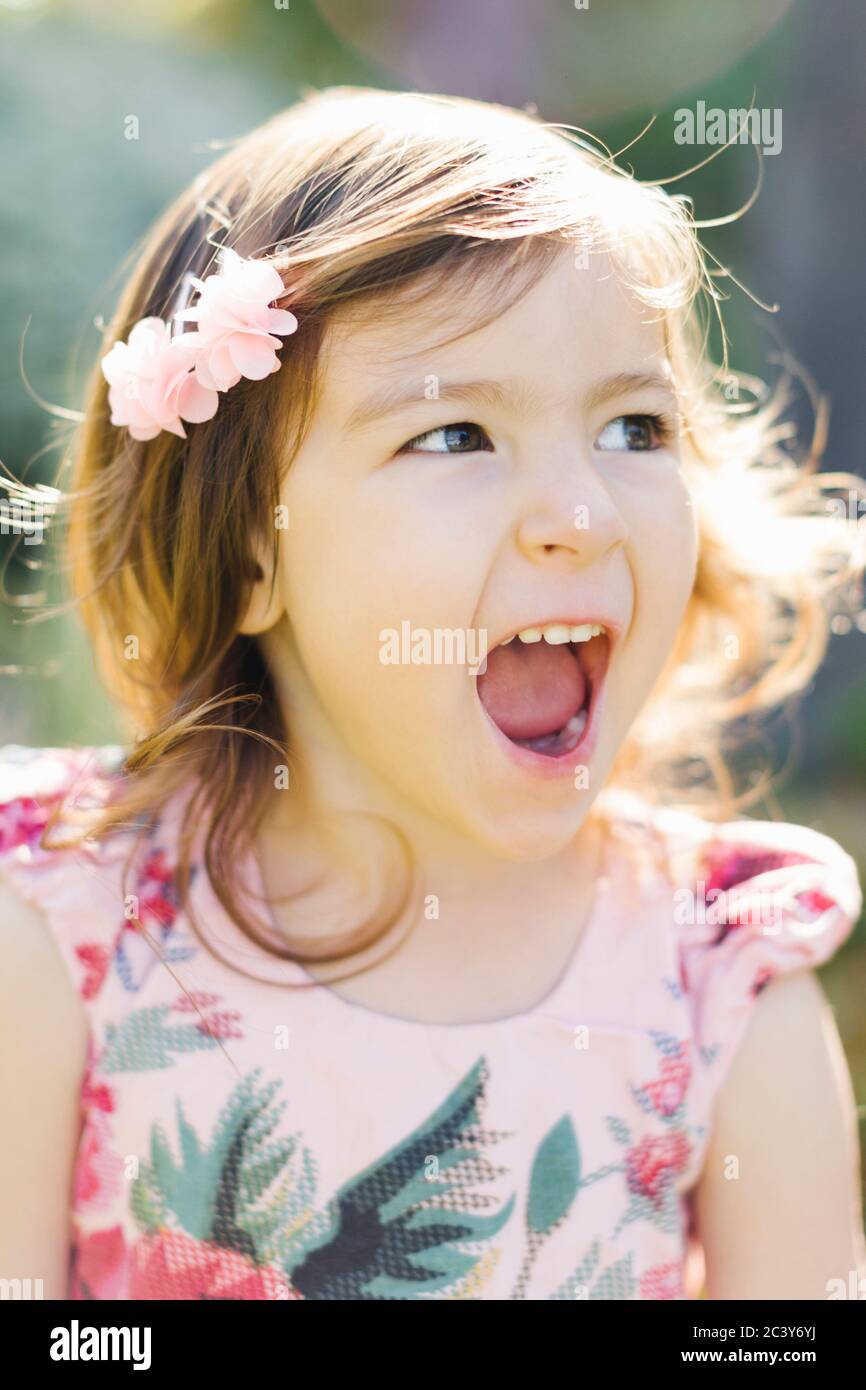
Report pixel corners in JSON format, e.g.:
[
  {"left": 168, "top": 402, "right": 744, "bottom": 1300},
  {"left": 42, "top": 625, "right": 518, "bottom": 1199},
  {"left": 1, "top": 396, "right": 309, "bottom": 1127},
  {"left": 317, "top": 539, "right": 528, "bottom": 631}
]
[
  {"left": 0, "top": 741, "right": 126, "bottom": 810},
  {"left": 600, "top": 784, "right": 862, "bottom": 922},
  {"left": 0, "top": 743, "right": 138, "bottom": 1015},
  {"left": 598, "top": 785, "right": 862, "bottom": 1090}
]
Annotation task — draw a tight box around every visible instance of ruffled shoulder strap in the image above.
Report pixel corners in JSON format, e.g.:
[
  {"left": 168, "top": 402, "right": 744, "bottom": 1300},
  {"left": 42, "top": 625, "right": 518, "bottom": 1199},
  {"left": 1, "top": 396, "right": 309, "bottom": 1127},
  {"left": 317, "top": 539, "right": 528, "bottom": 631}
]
[{"left": 663, "top": 809, "right": 862, "bottom": 1092}]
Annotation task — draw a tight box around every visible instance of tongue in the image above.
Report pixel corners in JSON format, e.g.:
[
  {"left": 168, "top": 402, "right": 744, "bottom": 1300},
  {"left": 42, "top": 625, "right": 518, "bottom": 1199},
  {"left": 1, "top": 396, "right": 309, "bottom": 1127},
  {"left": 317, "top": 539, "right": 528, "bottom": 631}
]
[{"left": 478, "top": 640, "right": 587, "bottom": 740}]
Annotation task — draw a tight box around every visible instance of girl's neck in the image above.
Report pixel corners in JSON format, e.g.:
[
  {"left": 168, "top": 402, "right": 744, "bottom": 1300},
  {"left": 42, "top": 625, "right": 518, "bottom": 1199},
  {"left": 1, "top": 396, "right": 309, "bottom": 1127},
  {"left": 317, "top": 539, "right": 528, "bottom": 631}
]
[{"left": 253, "top": 778, "right": 606, "bottom": 1026}]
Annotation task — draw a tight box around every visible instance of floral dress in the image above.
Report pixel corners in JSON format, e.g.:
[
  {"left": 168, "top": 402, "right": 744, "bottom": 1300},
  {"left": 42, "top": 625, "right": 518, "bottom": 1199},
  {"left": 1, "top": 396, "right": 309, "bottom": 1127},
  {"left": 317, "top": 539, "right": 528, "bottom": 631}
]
[{"left": 0, "top": 745, "right": 860, "bottom": 1301}]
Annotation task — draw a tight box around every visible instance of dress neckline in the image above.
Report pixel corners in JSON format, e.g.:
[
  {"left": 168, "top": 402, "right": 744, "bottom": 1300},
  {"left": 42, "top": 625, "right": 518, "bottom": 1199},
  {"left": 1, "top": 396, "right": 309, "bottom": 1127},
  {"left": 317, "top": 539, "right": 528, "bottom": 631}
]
[{"left": 187, "top": 808, "right": 621, "bottom": 1031}]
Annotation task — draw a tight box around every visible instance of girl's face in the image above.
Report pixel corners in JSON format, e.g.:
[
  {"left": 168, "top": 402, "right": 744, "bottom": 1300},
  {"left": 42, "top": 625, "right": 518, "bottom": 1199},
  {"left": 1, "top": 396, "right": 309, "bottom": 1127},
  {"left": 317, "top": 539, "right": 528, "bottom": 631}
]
[{"left": 258, "top": 247, "right": 698, "bottom": 859}]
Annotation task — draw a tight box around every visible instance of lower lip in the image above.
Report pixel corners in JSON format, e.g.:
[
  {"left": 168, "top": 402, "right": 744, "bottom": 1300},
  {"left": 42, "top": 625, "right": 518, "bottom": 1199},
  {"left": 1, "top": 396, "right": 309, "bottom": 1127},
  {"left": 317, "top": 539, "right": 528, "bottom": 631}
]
[{"left": 478, "top": 663, "right": 607, "bottom": 782}]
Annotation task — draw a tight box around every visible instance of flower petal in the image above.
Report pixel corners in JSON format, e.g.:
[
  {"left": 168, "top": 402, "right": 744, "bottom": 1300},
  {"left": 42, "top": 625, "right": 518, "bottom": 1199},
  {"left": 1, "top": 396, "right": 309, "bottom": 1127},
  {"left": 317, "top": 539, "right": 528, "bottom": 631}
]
[
  {"left": 267, "top": 308, "right": 298, "bottom": 336},
  {"left": 227, "top": 332, "right": 280, "bottom": 380},
  {"left": 178, "top": 376, "right": 219, "bottom": 424}
]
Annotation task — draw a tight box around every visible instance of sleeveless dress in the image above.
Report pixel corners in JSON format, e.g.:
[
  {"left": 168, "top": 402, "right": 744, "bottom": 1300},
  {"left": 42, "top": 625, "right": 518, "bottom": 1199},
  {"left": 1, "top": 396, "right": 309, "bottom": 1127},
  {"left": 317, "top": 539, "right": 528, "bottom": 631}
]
[{"left": 0, "top": 744, "right": 861, "bottom": 1301}]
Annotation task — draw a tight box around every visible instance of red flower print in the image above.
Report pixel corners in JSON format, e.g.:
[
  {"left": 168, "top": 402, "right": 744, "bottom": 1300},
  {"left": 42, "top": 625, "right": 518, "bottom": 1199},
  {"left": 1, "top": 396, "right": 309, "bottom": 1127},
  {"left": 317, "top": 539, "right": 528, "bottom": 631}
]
[
  {"left": 626, "top": 1132, "right": 690, "bottom": 1209},
  {"left": 195, "top": 1010, "right": 243, "bottom": 1041},
  {"left": 0, "top": 794, "right": 56, "bottom": 852},
  {"left": 81, "top": 1073, "right": 115, "bottom": 1115},
  {"left": 133, "top": 847, "right": 181, "bottom": 929},
  {"left": 640, "top": 1261, "right": 682, "bottom": 1299},
  {"left": 139, "top": 888, "right": 177, "bottom": 929},
  {"left": 752, "top": 966, "right": 774, "bottom": 996},
  {"left": 796, "top": 889, "right": 836, "bottom": 920},
  {"left": 74, "top": 1227, "right": 299, "bottom": 1300},
  {"left": 641, "top": 1046, "right": 691, "bottom": 1118},
  {"left": 701, "top": 845, "right": 812, "bottom": 897},
  {"left": 71, "top": 1225, "right": 130, "bottom": 1300},
  {"left": 171, "top": 991, "right": 221, "bottom": 1012},
  {"left": 170, "top": 991, "right": 244, "bottom": 1041},
  {"left": 74, "top": 1110, "right": 124, "bottom": 1211},
  {"left": 698, "top": 844, "right": 818, "bottom": 945},
  {"left": 136, "top": 884, "right": 177, "bottom": 928},
  {"left": 130, "top": 1230, "right": 299, "bottom": 1300},
  {"left": 141, "top": 848, "right": 174, "bottom": 886},
  {"left": 75, "top": 942, "right": 112, "bottom": 1001}
]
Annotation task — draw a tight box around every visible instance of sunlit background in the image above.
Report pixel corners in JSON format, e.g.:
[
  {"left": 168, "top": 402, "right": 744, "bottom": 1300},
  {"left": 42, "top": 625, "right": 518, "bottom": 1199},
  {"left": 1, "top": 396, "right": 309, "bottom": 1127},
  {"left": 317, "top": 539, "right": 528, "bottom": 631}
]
[{"left": 2, "top": 0, "right": 865, "bottom": 1202}]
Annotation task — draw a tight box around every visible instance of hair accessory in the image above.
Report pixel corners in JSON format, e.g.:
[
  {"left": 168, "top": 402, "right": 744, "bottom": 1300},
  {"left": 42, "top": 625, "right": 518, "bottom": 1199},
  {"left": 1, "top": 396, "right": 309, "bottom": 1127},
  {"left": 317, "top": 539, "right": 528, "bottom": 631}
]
[{"left": 101, "top": 248, "right": 298, "bottom": 441}]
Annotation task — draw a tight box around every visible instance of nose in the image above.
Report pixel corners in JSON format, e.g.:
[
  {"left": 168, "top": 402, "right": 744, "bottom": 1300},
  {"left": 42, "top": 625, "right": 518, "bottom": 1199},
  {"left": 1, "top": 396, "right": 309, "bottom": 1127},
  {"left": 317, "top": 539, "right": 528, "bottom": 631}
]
[{"left": 515, "top": 451, "right": 629, "bottom": 568}]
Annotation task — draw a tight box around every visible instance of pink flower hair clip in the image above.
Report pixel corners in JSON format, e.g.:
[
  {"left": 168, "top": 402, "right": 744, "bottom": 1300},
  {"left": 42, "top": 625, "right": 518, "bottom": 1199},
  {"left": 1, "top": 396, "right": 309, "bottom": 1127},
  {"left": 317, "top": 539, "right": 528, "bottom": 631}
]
[{"left": 100, "top": 248, "right": 298, "bottom": 442}]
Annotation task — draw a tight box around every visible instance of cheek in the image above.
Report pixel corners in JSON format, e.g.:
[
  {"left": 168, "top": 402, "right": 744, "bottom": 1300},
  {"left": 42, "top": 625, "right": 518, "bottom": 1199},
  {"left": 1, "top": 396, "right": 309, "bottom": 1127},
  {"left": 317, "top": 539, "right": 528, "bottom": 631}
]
[
  {"left": 277, "top": 468, "right": 490, "bottom": 749},
  {"left": 639, "top": 471, "right": 698, "bottom": 601},
  {"left": 623, "top": 467, "right": 698, "bottom": 672}
]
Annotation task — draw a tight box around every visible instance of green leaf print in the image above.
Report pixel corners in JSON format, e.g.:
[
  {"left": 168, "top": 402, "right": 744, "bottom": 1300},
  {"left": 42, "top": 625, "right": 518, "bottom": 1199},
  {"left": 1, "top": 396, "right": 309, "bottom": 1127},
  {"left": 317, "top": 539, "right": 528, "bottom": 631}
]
[
  {"left": 527, "top": 1115, "right": 581, "bottom": 1235},
  {"left": 591, "top": 1253, "right": 636, "bottom": 1300},
  {"left": 130, "top": 1172, "right": 167, "bottom": 1232},
  {"left": 550, "top": 1246, "right": 637, "bottom": 1301},
  {"left": 549, "top": 1240, "right": 601, "bottom": 1299},
  {"left": 133, "top": 1070, "right": 302, "bottom": 1261},
  {"left": 131, "top": 1057, "right": 516, "bottom": 1299},
  {"left": 285, "top": 1056, "right": 516, "bottom": 1300},
  {"left": 606, "top": 1115, "right": 631, "bottom": 1146},
  {"left": 100, "top": 1004, "right": 222, "bottom": 1073}
]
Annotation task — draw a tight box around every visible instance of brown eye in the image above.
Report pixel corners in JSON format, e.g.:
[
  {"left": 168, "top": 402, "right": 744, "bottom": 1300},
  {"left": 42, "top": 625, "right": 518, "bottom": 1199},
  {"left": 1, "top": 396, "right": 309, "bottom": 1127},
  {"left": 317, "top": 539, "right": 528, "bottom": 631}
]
[
  {"left": 400, "top": 422, "right": 493, "bottom": 454},
  {"left": 595, "top": 414, "right": 670, "bottom": 452}
]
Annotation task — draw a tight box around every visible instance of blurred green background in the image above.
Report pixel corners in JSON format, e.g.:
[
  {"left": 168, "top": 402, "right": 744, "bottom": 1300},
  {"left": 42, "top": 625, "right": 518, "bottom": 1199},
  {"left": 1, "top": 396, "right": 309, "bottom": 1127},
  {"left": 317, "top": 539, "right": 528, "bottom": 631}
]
[{"left": 1, "top": 0, "right": 865, "bottom": 1207}]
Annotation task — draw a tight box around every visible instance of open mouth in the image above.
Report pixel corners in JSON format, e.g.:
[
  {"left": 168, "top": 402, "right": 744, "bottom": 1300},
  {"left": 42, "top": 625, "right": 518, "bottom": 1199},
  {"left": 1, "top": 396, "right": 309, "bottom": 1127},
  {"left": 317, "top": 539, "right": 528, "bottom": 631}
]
[{"left": 476, "top": 622, "right": 611, "bottom": 759}]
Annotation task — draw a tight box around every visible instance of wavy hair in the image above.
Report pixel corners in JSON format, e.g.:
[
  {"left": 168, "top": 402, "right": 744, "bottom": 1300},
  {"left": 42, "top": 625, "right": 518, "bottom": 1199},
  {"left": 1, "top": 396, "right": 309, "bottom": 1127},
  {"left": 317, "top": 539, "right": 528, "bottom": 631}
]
[{"left": 13, "top": 86, "right": 865, "bottom": 978}]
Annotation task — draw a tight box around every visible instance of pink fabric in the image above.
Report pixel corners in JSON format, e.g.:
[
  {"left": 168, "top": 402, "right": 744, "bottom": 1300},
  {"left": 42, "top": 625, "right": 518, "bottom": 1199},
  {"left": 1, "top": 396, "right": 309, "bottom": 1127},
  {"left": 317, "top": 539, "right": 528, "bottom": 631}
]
[{"left": 0, "top": 746, "right": 860, "bottom": 1301}]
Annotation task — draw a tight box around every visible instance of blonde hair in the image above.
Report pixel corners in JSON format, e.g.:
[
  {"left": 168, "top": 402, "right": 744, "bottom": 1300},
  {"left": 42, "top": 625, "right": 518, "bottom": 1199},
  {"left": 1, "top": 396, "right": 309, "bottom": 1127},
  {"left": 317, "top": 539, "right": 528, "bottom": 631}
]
[{"left": 17, "top": 86, "right": 866, "bottom": 972}]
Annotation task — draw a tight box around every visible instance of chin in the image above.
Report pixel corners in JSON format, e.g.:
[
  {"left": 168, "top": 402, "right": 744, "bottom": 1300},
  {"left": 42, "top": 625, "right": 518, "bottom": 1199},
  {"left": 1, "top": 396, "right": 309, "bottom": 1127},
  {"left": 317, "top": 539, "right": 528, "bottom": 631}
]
[{"left": 463, "top": 797, "right": 597, "bottom": 863}]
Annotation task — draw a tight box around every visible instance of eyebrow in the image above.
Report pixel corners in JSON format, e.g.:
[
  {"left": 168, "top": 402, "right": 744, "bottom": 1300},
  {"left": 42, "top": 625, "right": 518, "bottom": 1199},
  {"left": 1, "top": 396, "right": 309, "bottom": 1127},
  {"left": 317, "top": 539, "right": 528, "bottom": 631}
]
[{"left": 344, "top": 370, "right": 676, "bottom": 431}]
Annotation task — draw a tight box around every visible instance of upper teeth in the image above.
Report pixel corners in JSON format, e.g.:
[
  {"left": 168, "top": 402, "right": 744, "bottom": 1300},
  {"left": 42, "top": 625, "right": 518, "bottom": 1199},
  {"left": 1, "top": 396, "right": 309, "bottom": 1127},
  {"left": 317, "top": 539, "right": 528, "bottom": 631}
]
[{"left": 515, "top": 622, "right": 605, "bottom": 645}]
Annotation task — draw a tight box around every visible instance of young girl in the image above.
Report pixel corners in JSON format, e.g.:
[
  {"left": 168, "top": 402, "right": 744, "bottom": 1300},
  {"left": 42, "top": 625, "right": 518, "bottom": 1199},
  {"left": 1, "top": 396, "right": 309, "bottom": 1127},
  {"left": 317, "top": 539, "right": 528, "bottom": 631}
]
[{"left": 1, "top": 87, "right": 864, "bottom": 1302}]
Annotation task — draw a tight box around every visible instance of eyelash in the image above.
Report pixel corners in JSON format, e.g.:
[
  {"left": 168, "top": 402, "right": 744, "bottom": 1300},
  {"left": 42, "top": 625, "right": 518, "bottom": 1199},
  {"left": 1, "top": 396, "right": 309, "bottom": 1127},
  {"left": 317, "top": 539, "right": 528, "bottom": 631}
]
[{"left": 398, "top": 413, "right": 677, "bottom": 455}]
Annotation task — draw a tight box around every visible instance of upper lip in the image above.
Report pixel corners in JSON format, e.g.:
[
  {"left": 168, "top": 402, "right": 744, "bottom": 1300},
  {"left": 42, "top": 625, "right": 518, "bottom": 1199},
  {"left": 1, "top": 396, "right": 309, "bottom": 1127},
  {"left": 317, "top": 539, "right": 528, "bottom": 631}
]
[{"left": 483, "top": 615, "right": 623, "bottom": 652}]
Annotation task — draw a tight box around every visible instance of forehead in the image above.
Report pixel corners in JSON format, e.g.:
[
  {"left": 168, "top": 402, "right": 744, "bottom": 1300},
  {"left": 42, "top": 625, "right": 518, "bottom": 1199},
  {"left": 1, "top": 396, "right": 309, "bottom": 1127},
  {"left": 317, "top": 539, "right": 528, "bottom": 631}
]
[{"left": 319, "top": 249, "right": 669, "bottom": 414}]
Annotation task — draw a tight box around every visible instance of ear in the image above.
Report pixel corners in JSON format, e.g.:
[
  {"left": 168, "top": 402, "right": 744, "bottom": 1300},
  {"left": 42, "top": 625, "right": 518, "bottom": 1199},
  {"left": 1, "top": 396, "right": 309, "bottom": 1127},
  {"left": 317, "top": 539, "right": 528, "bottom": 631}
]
[{"left": 238, "top": 536, "right": 286, "bottom": 636}]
